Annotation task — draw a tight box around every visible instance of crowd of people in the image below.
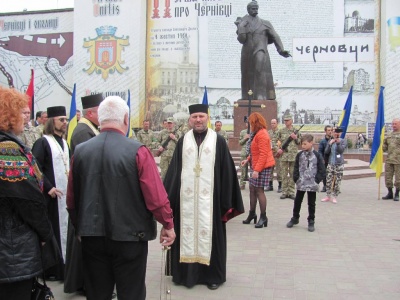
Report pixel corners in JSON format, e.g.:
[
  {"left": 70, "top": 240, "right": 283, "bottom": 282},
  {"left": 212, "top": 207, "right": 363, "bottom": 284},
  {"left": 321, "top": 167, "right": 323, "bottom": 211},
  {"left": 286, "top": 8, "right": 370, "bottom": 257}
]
[{"left": 1, "top": 85, "right": 399, "bottom": 299}]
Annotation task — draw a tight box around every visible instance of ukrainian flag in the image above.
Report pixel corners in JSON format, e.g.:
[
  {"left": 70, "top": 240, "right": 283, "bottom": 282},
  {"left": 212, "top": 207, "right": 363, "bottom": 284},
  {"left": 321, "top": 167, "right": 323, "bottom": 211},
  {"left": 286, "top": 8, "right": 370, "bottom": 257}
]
[
  {"left": 202, "top": 86, "right": 212, "bottom": 128},
  {"left": 338, "top": 86, "right": 353, "bottom": 138},
  {"left": 126, "top": 89, "right": 133, "bottom": 138},
  {"left": 369, "top": 86, "right": 385, "bottom": 178},
  {"left": 388, "top": 17, "right": 400, "bottom": 51},
  {"left": 67, "top": 84, "right": 77, "bottom": 146}
]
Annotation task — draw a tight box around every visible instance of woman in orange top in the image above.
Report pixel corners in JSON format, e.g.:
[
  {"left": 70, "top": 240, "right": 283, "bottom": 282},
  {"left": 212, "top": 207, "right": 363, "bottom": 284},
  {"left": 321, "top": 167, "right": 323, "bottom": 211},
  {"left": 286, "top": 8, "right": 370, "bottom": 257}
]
[{"left": 241, "top": 112, "right": 275, "bottom": 228}]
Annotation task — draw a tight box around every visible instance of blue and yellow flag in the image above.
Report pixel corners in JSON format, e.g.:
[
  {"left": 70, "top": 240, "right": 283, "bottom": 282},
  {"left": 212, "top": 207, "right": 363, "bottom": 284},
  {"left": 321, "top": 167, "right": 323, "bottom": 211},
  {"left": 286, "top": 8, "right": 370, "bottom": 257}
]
[
  {"left": 67, "top": 84, "right": 77, "bottom": 146},
  {"left": 388, "top": 17, "right": 400, "bottom": 51},
  {"left": 126, "top": 89, "right": 133, "bottom": 138},
  {"left": 369, "top": 86, "right": 385, "bottom": 178},
  {"left": 338, "top": 86, "right": 353, "bottom": 138},
  {"left": 202, "top": 86, "right": 212, "bottom": 128}
]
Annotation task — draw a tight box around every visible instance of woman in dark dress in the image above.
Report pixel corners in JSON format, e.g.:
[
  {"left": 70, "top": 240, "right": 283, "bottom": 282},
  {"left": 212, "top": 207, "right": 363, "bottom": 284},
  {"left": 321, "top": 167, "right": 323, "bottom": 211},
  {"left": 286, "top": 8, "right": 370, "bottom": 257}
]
[{"left": 0, "top": 87, "right": 54, "bottom": 299}]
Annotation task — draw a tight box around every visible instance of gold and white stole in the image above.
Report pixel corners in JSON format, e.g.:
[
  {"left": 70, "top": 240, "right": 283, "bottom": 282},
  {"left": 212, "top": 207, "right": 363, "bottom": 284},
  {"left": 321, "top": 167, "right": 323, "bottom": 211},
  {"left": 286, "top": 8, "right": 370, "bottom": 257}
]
[
  {"left": 180, "top": 129, "right": 217, "bottom": 265},
  {"left": 43, "top": 134, "right": 70, "bottom": 260},
  {"left": 78, "top": 117, "right": 100, "bottom": 135}
]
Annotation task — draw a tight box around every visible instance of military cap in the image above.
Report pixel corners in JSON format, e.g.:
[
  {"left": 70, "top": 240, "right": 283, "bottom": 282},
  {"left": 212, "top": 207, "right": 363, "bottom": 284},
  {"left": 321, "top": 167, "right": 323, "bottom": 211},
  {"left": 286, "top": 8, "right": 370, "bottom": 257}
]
[
  {"left": 334, "top": 127, "right": 343, "bottom": 133},
  {"left": 167, "top": 117, "right": 175, "bottom": 123},
  {"left": 283, "top": 114, "right": 293, "bottom": 121}
]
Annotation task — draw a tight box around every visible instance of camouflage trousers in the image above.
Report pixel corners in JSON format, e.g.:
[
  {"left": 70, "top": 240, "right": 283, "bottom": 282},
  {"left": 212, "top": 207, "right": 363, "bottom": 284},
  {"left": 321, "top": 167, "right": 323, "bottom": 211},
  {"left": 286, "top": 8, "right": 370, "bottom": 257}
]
[
  {"left": 240, "top": 155, "right": 248, "bottom": 185},
  {"left": 326, "top": 164, "right": 344, "bottom": 197},
  {"left": 160, "top": 155, "right": 173, "bottom": 180},
  {"left": 384, "top": 163, "right": 400, "bottom": 189},
  {"left": 280, "top": 160, "right": 295, "bottom": 196},
  {"left": 271, "top": 157, "right": 282, "bottom": 182}
]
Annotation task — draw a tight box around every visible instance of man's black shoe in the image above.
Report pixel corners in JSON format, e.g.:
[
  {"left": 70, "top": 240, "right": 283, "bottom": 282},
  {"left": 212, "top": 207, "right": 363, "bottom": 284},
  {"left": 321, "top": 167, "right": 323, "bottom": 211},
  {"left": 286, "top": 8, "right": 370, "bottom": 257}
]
[{"left": 207, "top": 283, "right": 220, "bottom": 290}]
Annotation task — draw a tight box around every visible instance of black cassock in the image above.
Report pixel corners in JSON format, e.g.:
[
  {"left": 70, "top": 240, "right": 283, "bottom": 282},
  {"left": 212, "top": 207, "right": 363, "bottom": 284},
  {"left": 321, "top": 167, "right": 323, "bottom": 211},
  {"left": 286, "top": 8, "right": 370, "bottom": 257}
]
[
  {"left": 64, "top": 122, "right": 97, "bottom": 293},
  {"left": 163, "top": 131, "right": 244, "bottom": 288},
  {"left": 32, "top": 135, "right": 68, "bottom": 280}
]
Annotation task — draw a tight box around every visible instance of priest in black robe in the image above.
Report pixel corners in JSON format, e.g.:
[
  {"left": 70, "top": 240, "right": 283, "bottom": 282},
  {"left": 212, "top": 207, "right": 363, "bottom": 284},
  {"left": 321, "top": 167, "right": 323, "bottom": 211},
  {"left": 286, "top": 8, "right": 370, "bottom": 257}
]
[
  {"left": 64, "top": 93, "right": 103, "bottom": 293},
  {"left": 163, "top": 104, "right": 244, "bottom": 290},
  {"left": 32, "top": 106, "right": 70, "bottom": 281}
]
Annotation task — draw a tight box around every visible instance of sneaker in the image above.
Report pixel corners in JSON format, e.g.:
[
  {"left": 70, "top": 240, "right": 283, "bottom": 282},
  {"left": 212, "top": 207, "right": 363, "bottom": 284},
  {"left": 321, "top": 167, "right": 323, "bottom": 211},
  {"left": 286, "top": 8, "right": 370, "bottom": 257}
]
[
  {"left": 286, "top": 218, "right": 299, "bottom": 228},
  {"left": 331, "top": 197, "right": 337, "bottom": 204},
  {"left": 321, "top": 196, "right": 330, "bottom": 202},
  {"left": 280, "top": 194, "right": 287, "bottom": 199},
  {"left": 289, "top": 195, "right": 296, "bottom": 200}
]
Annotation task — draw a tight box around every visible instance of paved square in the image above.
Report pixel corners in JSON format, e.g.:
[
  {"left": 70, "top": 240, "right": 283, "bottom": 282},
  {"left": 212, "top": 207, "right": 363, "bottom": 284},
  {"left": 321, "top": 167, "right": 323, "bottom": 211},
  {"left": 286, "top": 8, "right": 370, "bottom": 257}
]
[{"left": 49, "top": 176, "right": 400, "bottom": 299}]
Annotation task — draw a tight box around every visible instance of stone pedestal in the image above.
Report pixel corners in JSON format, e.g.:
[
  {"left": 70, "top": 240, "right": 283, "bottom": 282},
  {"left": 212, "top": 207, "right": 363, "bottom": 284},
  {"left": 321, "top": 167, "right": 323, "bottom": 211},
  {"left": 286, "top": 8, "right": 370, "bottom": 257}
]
[
  {"left": 228, "top": 100, "right": 277, "bottom": 151},
  {"left": 233, "top": 99, "right": 277, "bottom": 136}
]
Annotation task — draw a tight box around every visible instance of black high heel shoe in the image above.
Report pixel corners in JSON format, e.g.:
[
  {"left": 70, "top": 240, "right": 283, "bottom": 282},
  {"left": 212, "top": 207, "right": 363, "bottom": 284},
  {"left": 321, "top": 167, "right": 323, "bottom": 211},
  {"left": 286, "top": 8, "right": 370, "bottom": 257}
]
[
  {"left": 242, "top": 210, "right": 257, "bottom": 224},
  {"left": 255, "top": 213, "right": 268, "bottom": 228}
]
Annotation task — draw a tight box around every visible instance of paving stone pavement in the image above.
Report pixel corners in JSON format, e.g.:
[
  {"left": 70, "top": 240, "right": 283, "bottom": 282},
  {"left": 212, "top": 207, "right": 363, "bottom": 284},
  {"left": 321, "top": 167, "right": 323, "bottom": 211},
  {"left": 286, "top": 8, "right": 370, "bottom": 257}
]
[{"left": 49, "top": 176, "right": 400, "bottom": 299}]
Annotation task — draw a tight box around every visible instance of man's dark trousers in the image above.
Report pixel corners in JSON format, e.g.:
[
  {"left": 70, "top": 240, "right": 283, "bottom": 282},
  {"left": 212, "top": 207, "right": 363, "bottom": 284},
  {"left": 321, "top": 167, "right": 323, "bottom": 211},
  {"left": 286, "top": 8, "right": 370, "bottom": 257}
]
[{"left": 81, "top": 236, "right": 148, "bottom": 300}]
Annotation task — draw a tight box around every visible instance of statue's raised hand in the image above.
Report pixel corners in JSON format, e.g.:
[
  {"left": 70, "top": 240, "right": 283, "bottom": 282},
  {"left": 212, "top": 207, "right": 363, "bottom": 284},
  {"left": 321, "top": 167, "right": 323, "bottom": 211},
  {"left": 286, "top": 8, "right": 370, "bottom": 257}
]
[{"left": 279, "top": 50, "right": 291, "bottom": 58}]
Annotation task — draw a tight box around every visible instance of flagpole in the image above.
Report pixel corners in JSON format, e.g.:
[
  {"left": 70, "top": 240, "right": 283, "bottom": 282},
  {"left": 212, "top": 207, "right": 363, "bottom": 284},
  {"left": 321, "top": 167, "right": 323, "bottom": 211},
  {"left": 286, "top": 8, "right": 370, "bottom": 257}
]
[{"left": 378, "top": 176, "right": 381, "bottom": 200}]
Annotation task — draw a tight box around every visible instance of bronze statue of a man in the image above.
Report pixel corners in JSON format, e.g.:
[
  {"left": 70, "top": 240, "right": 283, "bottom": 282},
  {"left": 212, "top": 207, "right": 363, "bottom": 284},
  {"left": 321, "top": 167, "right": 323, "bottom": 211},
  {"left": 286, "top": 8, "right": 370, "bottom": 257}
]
[{"left": 236, "top": 1, "right": 290, "bottom": 100}]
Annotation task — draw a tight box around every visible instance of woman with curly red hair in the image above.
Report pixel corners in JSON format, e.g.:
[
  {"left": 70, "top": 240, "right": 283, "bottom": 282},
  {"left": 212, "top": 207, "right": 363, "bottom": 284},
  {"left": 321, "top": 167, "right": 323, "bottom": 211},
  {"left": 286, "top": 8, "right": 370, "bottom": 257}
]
[
  {"left": 241, "top": 112, "right": 275, "bottom": 228},
  {"left": 0, "top": 86, "right": 54, "bottom": 299}
]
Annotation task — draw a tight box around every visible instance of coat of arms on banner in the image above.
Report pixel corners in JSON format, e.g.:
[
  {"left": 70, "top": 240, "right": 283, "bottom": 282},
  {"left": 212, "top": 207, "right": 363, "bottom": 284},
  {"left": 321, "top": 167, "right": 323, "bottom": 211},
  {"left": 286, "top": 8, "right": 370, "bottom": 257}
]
[{"left": 83, "top": 26, "right": 129, "bottom": 80}]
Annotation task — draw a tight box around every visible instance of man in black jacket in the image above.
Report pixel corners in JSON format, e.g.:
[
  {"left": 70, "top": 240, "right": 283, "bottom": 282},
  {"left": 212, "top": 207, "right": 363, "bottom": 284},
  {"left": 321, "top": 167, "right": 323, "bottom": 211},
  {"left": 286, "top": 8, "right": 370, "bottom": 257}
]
[{"left": 67, "top": 96, "right": 175, "bottom": 300}]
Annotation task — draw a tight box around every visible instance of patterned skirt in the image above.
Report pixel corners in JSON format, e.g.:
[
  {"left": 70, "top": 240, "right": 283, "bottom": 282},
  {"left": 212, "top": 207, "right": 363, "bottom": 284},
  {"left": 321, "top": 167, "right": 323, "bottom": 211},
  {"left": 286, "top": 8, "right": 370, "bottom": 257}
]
[{"left": 249, "top": 167, "right": 273, "bottom": 188}]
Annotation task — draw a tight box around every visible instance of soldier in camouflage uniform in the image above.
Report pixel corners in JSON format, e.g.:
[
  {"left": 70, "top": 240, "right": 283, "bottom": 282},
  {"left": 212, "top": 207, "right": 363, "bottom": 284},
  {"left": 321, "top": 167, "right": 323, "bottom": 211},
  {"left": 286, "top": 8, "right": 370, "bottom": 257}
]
[
  {"left": 215, "top": 120, "right": 228, "bottom": 143},
  {"left": 18, "top": 106, "right": 41, "bottom": 148},
  {"left": 382, "top": 118, "right": 400, "bottom": 201},
  {"left": 276, "top": 115, "right": 301, "bottom": 200},
  {"left": 35, "top": 111, "right": 48, "bottom": 137},
  {"left": 177, "top": 118, "right": 191, "bottom": 136},
  {"left": 267, "top": 118, "right": 282, "bottom": 192},
  {"left": 239, "top": 122, "right": 250, "bottom": 190},
  {"left": 157, "top": 117, "right": 181, "bottom": 179},
  {"left": 136, "top": 120, "right": 156, "bottom": 149}
]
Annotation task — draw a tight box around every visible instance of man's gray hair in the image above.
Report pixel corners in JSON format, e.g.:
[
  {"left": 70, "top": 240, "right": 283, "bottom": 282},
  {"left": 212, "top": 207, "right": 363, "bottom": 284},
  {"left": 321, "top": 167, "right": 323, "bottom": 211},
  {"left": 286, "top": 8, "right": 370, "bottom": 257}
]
[{"left": 98, "top": 96, "right": 129, "bottom": 125}]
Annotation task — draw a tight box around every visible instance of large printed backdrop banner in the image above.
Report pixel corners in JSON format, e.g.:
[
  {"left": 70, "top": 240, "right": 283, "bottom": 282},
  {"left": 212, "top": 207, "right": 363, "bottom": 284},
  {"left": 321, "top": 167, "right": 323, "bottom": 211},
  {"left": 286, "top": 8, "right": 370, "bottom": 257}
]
[{"left": 73, "top": 0, "right": 146, "bottom": 127}]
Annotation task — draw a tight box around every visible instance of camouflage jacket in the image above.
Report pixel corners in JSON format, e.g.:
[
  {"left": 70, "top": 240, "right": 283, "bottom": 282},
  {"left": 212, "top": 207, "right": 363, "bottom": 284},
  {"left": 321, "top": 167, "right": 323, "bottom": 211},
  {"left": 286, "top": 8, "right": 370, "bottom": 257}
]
[
  {"left": 276, "top": 126, "right": 301, "bottom": 162},
  {"left": 268, "top": 128, "right": 279, "bottom": 154},
  {"left": 35, "top": 124, "right": 44, "bottom": 137},
  {"left": 383, "top": 131, "right": 400, "bottom": 164},
  {"left": 18, "top": 125, "right": 41, "bottom": 149},
  {"left": 216, "top": 129, "right": 229, "bottom": 143},
  {"left": 157, "top": 128, "right": 181, "bottom": 157},
  {"left": 136, "top": 129, "right": 156, "bottom": 149},
  {"left": 239, "top": 129, "right": 249, "bottom": 157}
]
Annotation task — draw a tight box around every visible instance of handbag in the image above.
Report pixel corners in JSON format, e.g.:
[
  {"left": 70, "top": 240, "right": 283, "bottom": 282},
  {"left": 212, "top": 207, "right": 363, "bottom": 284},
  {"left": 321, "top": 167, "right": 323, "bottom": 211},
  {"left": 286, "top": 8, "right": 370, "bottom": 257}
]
[{"left": 31, "top": 276, "right": 55, "bottom": 300}]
